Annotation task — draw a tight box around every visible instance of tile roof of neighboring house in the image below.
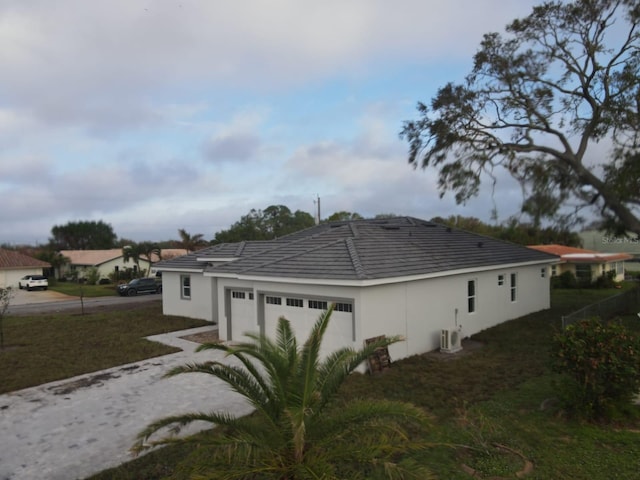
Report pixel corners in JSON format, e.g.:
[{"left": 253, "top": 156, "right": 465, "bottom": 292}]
[
  {"left": 155, "top": 217, "right": 557, "bottom": 282},
  {"left": 0, "top": 248, "right": 50, "bottom": 269},
  {"left": 60, "top": 249, "right": 128, "bottom": 266},
  {"left": 60, "top": 249, "right": 190, "bottom": 266},
  {"left": 528, "top": 244, "right": 633, "bottom": 263}
]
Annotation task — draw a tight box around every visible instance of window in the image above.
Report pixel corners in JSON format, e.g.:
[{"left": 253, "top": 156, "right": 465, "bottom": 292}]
[
  {"left": 266, "top": 296, "right": 282, "bottom": 305},
  {"left": 232, "top": 291, "right": 246, "bottom": 299},
  {"left": 334, "top": 302, "right": 353, "bottom": 313},
  {"left": 498, "top": 274, "right": 504, "bottom": 286},
  {"left": 286, "top": 298, "right": 303, "bottom": 307},
  {"left": 510, "top": 273, "right": 517, "bottom": 302},
  {"left": 551, "top": 265, "right": 557, "bottom": 277},
  {"left": 575, "top": 264, "right": 591, "bottom": 283},
  {"left": 308, "top": 300, "right": 328, "bottom": 310},
  {"left": 540, "top": 267, "right": 546, "bottom": 278},
  {"left": 181, "top": 275, "right": 191, "bottom": 299},
  {"left": 249, "top": 292, "right": 254, "bottom": 300},
  {"left": 467, "top": 280, "right": 476, "bottom": 313}
]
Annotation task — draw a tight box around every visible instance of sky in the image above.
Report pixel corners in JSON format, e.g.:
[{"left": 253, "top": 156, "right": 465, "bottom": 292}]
[{"left": 0, "top": 0, "right": 542, "bottom": 246}]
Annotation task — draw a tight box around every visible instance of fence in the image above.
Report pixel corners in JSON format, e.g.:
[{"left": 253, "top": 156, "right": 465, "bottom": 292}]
[{"left": 561, "top": 287, "right": 640, "bottom": 328}]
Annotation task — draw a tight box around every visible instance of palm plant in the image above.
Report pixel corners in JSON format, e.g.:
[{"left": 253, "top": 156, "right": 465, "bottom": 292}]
[{"left": 134, "top": 305, "right": 433, "bottom": 479}]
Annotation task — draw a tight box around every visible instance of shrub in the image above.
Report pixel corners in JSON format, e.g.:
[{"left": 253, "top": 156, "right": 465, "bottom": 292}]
[
  {"left": 552, "top": 271, "right": 577, "bottom": 289},
  {"left": 594, "top": 270, "right": 617, "bottom": 289},
  {"left": 551, "top": 317, "right": 640, "bottom": 420},
  {"left": 98, "top": 278, "right": 111, "bottom": 285},
  {"left": 85, "top": 267, "right": 101, "bottom": 286}
]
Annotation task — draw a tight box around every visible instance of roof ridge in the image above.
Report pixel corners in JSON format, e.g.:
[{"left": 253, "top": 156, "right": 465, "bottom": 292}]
[
  {"left": 234, "top": 241, "right": 247, "bottom": 256},
  {"left": 345, "top": 237, "right": 367, "bottom": 278}
]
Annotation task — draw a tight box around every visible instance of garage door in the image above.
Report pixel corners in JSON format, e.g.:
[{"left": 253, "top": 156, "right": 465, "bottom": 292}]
[
  {"left": 264, "top": 295, "right": 353, "bottom": 356},
  {"left": 229, "top": 290, "right": 256, "bottom": 341}
]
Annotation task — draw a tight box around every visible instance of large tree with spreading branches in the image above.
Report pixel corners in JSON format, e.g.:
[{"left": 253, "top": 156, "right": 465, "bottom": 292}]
[{"left": 401, "top": 0, "right": 640, "bottom": 235}]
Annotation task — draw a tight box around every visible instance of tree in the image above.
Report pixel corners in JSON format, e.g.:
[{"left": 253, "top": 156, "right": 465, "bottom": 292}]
[
  {"left": 213, "top": 205, "right": 315, "bottom": 243},
  {"left": 401, "top": 0, "right": 640, "bottom": 236},
  {"left": 34, "top": 249, "right": 69, "bottom": 279},
  {"left": 325, "top": 211, "right": 364, "bottom": 222},
  {"left": 49, "top": 220, "right": 117, "bottom": 250},
  {"left": 134, "top": 306, "right": 432, "bottom": 479},
  {"left": 176, "top": 229, "right": 207, "bottom": 252},
  {"left": 0, "top": 287, "right": 14, "bottom": 350},
  {"left": 122, "top": 241, "right": 161, "bottom": 277}
]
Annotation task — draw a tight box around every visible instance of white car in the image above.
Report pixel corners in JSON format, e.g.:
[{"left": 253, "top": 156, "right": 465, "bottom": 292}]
[{"left": 19, "top": 275, "right": 49, "bottom": 291}]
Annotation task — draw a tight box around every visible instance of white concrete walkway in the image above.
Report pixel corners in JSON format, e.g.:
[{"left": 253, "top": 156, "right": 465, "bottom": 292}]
[{"left": 0, "top": 327, "right": 252, "bottom": 480}]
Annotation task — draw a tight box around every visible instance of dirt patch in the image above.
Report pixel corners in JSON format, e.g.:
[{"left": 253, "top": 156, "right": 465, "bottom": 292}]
[{"left": 180, "top": 330, "right": 219, "bottom": 344}]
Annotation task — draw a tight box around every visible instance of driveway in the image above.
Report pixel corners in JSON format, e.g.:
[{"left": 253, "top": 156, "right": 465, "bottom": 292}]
[{"left": 0, "top": 327, "right": 253, "bottom": 480}]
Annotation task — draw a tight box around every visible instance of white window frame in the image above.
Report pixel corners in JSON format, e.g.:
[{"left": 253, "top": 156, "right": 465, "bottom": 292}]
[
  {"left": 308, "top": 300, "right": 328, "bottom": 310},
  {"left": 467, "top": 279, "right": 476, "bottom": 313},
  {"left": 286, "top": 297, "right": 303, "bottom": 307},
  {"left": 498, "top": 274, "right": 504, "bottom": 286},
  {"left": 180, "top": 275, "right": 191, "bottom": 299},
  {"left": 334, "top": 302, "right": 353, "bottom": 313},
  {"left": 266, "top": 296, "right": 282, "bottom": 305},
  {"left": 510, "top": 273, "right": 517, "bottom": 302}
]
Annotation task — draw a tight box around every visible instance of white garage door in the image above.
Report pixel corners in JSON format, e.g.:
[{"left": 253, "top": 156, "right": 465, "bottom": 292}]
[
  {"left": 264, "top": 295, "right": 354, "bottom": 357},
  {"left": 229, "top": 290, "right": 257, "bottom": 341}
]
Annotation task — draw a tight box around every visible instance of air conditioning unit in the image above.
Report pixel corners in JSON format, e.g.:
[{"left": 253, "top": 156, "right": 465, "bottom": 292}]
[{"left": 440, "top": 328, "right": 463, "bottom": 353}]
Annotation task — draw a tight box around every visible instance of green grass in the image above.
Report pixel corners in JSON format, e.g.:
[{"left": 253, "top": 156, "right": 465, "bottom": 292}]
[
  {"left": 0, "top": 303, "right": 209, "bottom": 393},
  {"left": 49, "top": 281, "right": 119, "bottom": 297}
]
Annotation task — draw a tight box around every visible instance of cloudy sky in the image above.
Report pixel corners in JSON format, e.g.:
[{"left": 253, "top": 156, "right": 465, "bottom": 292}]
[{"left": 0, "top": 0, "right": 540, "bottom": 245}]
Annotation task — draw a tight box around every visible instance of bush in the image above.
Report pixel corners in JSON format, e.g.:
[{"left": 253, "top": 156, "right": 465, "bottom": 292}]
[
  {"left": 594, "top": 270, "right": 617, "bottom": 289},
  {"left": 551, "top": 317, "right": 640, "bottom": 420},
  {"left": 85, "top": 267, "right": 101, "bottom": 286},
  {"left": 552, "top": 271, "right": 577, "bottom": 289},
  {"left": 98, "top": 278, "right": 111, "bottom": 285}
]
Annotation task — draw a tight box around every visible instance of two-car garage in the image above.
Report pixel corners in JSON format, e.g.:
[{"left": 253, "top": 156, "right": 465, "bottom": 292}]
[{"left": 227, "top": 289, "right": 355, "bottom": 355}]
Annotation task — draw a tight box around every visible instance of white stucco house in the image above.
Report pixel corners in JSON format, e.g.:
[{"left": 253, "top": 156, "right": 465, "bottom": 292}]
[
  {"left": 59, "top": 249, "right": 188, "bottom": 282},
  {"left": 155, "top": 217, "right": 557, "bottom": 363}
]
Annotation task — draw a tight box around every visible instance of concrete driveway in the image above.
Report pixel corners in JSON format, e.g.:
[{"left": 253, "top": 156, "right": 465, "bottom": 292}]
[
  {"left": 0, "top": 327, "right": 253, "bottom": 480},
  {"left": 9, "top": 287, "right": 74, "bottom": 306}
]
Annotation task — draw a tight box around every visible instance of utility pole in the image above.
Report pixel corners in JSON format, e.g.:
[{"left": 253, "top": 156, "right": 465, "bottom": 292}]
[{"left": 314, "top": 195, "right": 321, "bottom": 224}]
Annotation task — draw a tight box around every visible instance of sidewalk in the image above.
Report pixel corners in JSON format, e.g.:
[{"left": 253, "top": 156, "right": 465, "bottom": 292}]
[{"left": 0, "top": 327, "right": 253, "bottom": 480}]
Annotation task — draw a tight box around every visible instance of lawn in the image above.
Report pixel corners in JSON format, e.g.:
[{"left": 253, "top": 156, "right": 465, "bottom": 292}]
[
  {"left": 87, "top": 286, "right": 640, "bottom": 480},
  {"left": 49, "top": 281, "right": 120, "bottom": 297},
  {"left": 0, "top": 303, "right": 209, "bottom": 393}
]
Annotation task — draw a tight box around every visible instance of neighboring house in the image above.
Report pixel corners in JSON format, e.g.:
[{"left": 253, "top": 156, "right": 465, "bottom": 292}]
[
  {"left": 59, "top": 249, "right": 188, "bottom": 282},
  {"left": 579, "top": 230, "right": 640, "bottom": 260},
  {"left": 528, "top": 244, "right": 632, "bottom": 283},
  {"left": 155, "top": 217, "right": 557, "bottom": 362},
  {"left": 0, "top": 248, "right": 51, "bottom": 289}
]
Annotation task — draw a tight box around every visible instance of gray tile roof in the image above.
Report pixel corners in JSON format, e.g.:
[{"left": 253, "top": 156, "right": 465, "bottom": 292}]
[{"left": 155, "top": 217, "right": 557, "bottom": 282}]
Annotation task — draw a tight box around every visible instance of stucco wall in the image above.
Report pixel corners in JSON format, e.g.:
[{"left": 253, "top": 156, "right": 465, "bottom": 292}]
[
  {"left": 212, "top": 265, "right": 550, "bottom": 363},
  {"left": 161, "top": 271, "right": 217, "bottom": 322},
  {"left": 360, "top": 265, "right": 550, "bottom": 360}
]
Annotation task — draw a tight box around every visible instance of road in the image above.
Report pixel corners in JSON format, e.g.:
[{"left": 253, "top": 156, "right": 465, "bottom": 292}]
[{"left": 6, "top": 288, "right": 161, "bottom": 316}]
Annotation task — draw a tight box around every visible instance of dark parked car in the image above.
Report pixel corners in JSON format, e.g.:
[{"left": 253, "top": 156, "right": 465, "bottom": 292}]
[{"left": 117, "top": 278, "right": 162, "bottom": 296}]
